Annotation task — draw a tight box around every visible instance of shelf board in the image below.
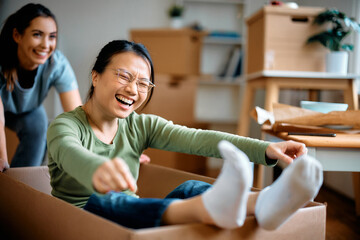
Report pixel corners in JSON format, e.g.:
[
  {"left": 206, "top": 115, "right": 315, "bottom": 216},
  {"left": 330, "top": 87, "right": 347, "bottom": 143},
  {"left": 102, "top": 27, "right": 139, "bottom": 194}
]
[
  {"left": 198, "top": 74, "right": 245, "bottom": 86},
  {"left": 184, "top": 0, "right": 244, "bottom": 4},
  {"left": 203, "top": 36, "right": 243, "bottom": 45}
]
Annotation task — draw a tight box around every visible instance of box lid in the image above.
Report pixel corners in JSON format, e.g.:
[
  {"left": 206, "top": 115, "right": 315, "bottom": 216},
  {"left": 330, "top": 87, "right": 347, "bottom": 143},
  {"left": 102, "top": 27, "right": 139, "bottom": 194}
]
[
  {"left": 131, "top": 28, "right": 208, "bottom": 37},
  {"left": 246, "top": 6, "right": 325, "bottom": 25}
]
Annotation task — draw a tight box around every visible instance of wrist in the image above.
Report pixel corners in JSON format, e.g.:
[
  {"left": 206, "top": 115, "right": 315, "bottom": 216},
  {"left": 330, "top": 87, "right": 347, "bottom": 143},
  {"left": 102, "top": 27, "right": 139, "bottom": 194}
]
[{"left": 265, "top": 154, "right": 277, "bottom": 165}]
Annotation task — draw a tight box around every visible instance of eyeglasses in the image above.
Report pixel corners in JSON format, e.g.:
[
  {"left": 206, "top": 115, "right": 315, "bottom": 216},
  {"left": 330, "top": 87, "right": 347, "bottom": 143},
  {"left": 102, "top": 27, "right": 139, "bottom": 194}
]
[{"left": 108, "top": 68, "right": 155, "bottom": 93}]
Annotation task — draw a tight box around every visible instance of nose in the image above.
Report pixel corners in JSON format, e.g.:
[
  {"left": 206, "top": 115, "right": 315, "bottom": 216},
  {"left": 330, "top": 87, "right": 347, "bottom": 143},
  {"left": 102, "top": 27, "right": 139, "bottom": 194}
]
[
  {"left": 124, "top": 80, "right": 138, "bottom": 94},
  {"left": 41, "top": 37, "right": 50, "bottom": 49}
]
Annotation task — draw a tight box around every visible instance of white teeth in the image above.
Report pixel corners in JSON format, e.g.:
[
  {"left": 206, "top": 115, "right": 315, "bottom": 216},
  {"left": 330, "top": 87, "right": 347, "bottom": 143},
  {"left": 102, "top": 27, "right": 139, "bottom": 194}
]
[
  {"left": 118, "top": 96, "right": 133, "bottom": 105},
  {"left": 35, "top": 51, "right": 47, "bottom": 56}
]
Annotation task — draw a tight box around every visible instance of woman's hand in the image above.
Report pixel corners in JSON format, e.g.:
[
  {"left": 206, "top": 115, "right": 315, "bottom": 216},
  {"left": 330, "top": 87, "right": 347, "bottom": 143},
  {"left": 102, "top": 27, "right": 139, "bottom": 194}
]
[
  {"left": 139, "top": 153, "right": 150, "bottom": 164},
  {"left": 0, "top": 158, "right": 9, "bottom": 172},
  {"left": 92, "top": 158, "right": 136, "bottom": 194},
  {"left": 266, "top": 140, "right": 307, "bottom": 164}
]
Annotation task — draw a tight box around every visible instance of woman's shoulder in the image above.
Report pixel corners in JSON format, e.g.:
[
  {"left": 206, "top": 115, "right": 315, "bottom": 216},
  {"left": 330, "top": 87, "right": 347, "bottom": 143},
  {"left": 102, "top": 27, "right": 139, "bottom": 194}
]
[
  {"left": 126, "top": 111, "right": 168, "bottom": 124},
  {"left": 39, "top": 50, "right": 70, "bottom": 75},
  {"left": 49, "top": 50, "right": 70, "bottom": 65},
  {"left": 124, "top": 112, "right": 176, "bottom": 133}
]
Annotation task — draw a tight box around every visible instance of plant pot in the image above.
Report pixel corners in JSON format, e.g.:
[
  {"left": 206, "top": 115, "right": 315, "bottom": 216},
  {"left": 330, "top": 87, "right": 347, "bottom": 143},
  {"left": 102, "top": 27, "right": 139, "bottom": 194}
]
[
  {"left": 170, "top": 17, "right": 183, "bottom": 29},
  {"left": 325, "top": 51, "right": 348, "bottom": 74}
]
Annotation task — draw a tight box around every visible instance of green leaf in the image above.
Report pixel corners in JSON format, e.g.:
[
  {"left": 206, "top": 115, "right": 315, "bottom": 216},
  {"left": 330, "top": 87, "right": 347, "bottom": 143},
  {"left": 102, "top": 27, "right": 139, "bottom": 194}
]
[
  {"left": 307, "top": 8, "right": 360, "bottom": 52},
  {"left": 341, "top": 44, "right": 354, "bottom": 51}
]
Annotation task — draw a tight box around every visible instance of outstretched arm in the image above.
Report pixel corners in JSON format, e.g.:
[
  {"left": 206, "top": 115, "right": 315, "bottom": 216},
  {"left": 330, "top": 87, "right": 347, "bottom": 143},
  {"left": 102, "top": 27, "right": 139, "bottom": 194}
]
[
  {"left": 0, "top": 97, "right": 9, "bottom": 172},
  {"left": 59, "top": 89, "right": 82, "bottom": 112}
]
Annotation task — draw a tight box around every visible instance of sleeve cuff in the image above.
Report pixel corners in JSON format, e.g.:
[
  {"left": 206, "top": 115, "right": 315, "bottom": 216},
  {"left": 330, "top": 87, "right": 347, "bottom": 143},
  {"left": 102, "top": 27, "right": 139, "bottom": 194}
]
[{"left": 265, "top": 155, "right": 278, "bottom": 167}]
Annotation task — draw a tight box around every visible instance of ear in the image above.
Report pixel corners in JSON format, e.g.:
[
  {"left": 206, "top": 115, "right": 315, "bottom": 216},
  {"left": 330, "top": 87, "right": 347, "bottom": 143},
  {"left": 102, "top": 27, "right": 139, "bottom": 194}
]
[
  {"left": 91, "top": 71, "right": 99, "bottom": 87},
  {"left": 12, "top": 28, "right": 21, "bottom": 44}
]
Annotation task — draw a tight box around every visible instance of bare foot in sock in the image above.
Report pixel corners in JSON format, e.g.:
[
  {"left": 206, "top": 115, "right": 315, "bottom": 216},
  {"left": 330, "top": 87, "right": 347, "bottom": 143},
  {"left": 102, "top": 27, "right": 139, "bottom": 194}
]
[
  {"left": 255, "top": 154, "right": 323, "bottom": 230},
  {"left": 202, "top": 140, "right": 253, "bottom": 229}
]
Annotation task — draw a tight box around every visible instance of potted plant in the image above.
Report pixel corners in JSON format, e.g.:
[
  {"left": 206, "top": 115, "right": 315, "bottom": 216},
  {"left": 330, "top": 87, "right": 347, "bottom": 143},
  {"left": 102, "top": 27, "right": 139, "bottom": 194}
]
[
  {"left": 168, "top": 4, "right": 184, "bottom": 29},
  {"left": 307, "top": 8, "right": 360, "bottom": 74}
]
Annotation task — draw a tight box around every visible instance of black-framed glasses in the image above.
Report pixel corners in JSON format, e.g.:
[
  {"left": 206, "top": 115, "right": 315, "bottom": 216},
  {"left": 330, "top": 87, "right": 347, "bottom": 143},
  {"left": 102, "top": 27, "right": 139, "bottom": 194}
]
[{"left": 107, "top": 68, "right": 155, "bottom": 93}]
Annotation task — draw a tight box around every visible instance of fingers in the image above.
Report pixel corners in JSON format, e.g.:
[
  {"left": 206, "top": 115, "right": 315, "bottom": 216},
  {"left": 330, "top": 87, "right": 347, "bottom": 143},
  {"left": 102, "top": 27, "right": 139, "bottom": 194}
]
[
  {"left": 139, "top": 154, "right": 151, "bottom": 164},
  {"left": 277, "top": 152, "right": 294, "bottom": 164},
  {"left": 285, "top": 141, "right": 308, "bottom": 158},
  {"left": 0, "top": 158, "right": 9, "bottom": 172},
  {"left": 266, "top": 141, "right": 308, "bottom": 165},
  {"left": 297, "top": 142, "right": 308, "bottom": 156},
  {"left": 113, "top": 159, "right": 136, "bottom": 192},
  {"left": 93, "top": 173, "right": 112, "bottom": 193},
  {"left": 92, "top": 158, "right": 136, "bottom": 194}
]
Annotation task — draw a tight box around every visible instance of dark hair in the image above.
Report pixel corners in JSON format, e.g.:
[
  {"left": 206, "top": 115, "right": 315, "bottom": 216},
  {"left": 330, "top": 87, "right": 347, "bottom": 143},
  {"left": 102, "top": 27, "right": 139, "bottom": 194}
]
[
  {"left": 87, "top": 40, "right": 155, "bottom": 108},
  {"left": 0, "top": 3, "right": 57, "bottom": 91}
]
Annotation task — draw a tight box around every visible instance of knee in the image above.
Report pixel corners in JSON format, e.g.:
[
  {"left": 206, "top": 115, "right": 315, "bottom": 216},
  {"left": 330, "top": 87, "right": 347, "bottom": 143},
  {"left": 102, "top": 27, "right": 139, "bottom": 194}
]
[
  {"left": 166, "top": 180, "right": 212, "bottom": 199},
  {"left": 183, "top": 180, "right": 213, "bottom": 193},
  {"left": 22, "top": 120, "right": 47, "bottom": 139},
  {"left": 182, "top": 180, "right": 209, "bottom": 188}
]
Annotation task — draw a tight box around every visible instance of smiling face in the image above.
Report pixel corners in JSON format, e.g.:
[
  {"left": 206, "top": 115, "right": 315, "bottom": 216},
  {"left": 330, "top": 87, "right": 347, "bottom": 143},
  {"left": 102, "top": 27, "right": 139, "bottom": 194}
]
[
  {"left": 91, "top": 51, "right": 151, "bottom": 119},
  {"left": 13, "top": 16, "right": 57, "bottom": 70}
]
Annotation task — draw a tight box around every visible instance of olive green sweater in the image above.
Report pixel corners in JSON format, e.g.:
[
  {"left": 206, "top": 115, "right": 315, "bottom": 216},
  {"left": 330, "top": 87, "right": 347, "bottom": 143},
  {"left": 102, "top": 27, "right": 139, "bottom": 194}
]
[{"left": 47, "top": 107, "right": 274, "bottom": 208}]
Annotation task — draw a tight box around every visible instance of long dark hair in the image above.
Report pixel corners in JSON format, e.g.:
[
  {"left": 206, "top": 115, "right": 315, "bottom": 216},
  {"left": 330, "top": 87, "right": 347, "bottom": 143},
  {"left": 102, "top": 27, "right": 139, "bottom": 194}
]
[
  {"left": 0, "top": 3, "right": 57, "bottom": 91},
  {"left": 87, "top": 40, "right": 155, "bottom": 108}
]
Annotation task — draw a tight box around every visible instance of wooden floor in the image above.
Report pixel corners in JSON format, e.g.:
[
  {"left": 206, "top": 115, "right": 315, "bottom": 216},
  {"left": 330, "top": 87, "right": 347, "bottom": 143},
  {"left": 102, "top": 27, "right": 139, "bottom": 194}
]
[{"left": 314, "top": 186, "right": 360, "bottom": 240}]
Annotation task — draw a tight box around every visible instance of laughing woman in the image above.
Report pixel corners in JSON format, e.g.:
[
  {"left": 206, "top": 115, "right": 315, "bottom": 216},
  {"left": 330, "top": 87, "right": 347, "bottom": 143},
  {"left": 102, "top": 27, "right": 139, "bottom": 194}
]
[
  {"left": 47, "top": 40, "right": 323, "bottom": 230},
  {"left": 0, "top": 3, "right": 82, "bottom": 171}
]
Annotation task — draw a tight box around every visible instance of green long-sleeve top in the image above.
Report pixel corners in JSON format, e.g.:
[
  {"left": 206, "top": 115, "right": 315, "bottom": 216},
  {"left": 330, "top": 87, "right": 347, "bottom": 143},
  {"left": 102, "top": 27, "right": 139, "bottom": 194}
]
[{"left": 47, "top": 107, "right": 275, "bottom": 208}]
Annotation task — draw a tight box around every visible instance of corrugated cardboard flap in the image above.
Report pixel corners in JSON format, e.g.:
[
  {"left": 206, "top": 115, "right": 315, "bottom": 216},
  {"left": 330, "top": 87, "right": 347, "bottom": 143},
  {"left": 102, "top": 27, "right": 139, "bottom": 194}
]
[{"left": 0, "top": 165, "right": 326, "bottom": 240}]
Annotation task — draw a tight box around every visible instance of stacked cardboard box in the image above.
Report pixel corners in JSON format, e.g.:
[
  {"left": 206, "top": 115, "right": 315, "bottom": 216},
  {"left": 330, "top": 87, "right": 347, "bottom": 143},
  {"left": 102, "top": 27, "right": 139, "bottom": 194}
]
[{"left": 131, "top": 28, "right": 206, "bottom": 77}]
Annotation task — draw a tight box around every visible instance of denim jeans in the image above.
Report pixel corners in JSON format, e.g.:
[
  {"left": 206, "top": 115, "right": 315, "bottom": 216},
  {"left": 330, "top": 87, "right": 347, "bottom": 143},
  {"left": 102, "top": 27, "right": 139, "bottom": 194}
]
[
  {"left": 5, "top": 105, "right": 48, "bottom": 167},
  {"left": 84, "top": 180, "right": 212, "bottom": 229}
]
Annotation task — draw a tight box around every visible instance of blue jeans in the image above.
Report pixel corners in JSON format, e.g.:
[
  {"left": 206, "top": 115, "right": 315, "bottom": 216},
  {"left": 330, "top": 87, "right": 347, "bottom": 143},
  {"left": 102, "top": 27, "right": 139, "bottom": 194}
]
[
  {"left": 5, "top": 106, "right": 48, "bottom": 167},
  {"left": 84, "top": 180, "right": 212, "bottom": 229}
]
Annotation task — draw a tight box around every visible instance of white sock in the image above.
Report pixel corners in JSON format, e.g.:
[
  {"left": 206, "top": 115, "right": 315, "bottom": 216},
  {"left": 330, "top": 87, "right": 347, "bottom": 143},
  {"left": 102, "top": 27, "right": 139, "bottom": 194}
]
[
  {"left": 255, "top": 154, "right": 323, "bottom": 230},
  {"left": 202, "top": 140, "right": 253, "bottom": 229}
]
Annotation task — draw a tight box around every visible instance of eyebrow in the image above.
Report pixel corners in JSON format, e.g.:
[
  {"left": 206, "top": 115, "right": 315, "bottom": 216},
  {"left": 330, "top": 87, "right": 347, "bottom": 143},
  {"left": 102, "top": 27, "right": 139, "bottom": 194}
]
[
  {"left": 117, "top": 68, "right": 150, "bottom": 80},
  {"left": 31, "top": 29, "right": 57, "bottom": 35}
]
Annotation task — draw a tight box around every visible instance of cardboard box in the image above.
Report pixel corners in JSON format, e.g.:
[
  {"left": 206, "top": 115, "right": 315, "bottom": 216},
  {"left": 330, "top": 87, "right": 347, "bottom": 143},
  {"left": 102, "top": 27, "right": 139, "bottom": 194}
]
[
  {"left": 0, "top": 165, "right": 326, "bottom": 240},
  {"left": 246, "top": 6, "right": 328, "bottom": 73},
  {"left": 130, "top": 28, "right": 206, "bottom": 76},
  {"left": 142, "top": 148, "right": 207, "bottom": 175}
]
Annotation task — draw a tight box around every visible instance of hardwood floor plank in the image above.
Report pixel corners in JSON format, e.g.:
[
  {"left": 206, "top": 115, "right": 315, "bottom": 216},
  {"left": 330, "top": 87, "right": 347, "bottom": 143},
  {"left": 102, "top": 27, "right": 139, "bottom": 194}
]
[{"left": 315, "top": 186, "right": 360, "bottom": 240}]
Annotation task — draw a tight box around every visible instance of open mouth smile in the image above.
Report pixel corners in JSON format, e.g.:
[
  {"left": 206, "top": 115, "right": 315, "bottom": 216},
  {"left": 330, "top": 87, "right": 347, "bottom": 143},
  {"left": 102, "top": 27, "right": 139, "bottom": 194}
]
[
  {"left": 116, "top": 95, "right": 134, "bottom": 107},
  {"left": 34, "top": 49, "right": 49, "bottom": 56}
]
